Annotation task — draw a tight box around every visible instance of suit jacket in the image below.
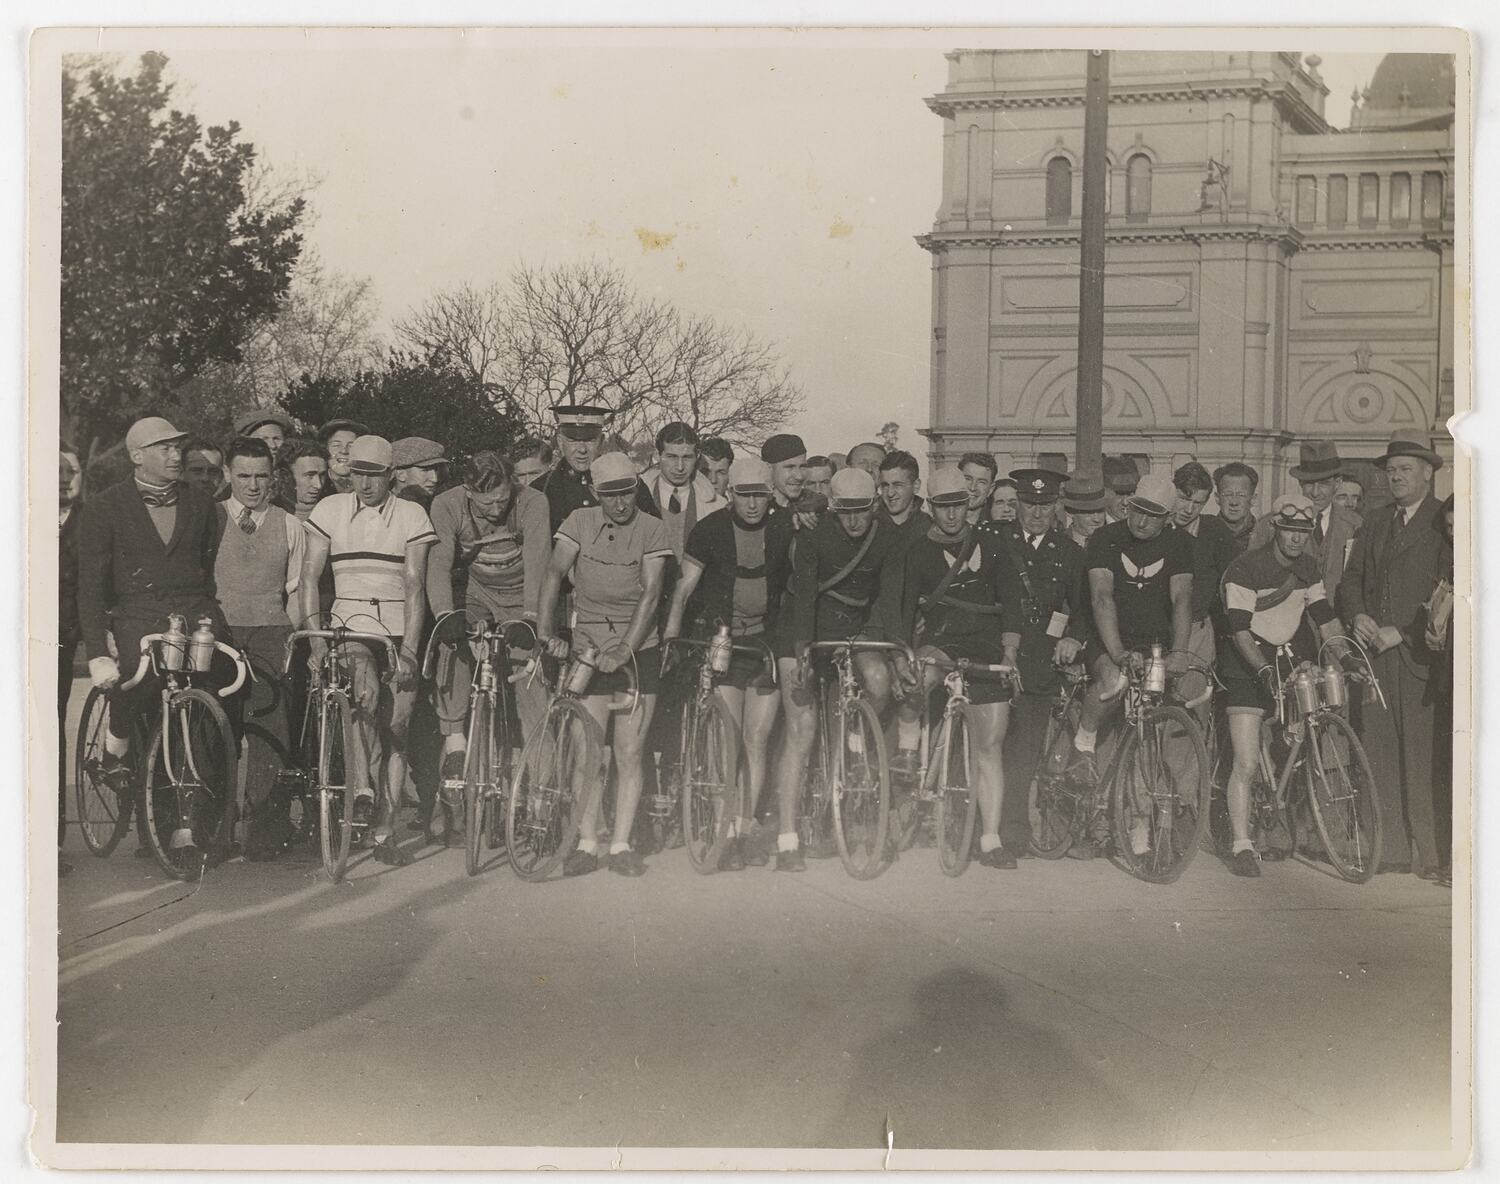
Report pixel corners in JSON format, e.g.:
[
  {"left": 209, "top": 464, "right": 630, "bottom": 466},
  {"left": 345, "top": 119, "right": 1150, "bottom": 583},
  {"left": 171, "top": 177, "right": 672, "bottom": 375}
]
[
  {"left": 60, "top": 505, "right": 81, "bottom": 644},
  {"left": 1340, "top": 493, "right": 1450, "bottom": 683},
  {"left": 1249, "top": 503, "right": 1362, "bottom": 605},
  {"left": 77, "top": 479, "right": 225, "bottom": 660}
]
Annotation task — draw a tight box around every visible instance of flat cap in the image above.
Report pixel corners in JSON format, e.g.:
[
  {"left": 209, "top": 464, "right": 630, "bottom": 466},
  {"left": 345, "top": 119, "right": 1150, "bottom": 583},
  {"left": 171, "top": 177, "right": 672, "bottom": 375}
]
[
  {"left": 317, "top": 417, "right": 370, "bottom": 442},
  {"left": 391, "top": 436, "right": 447, "bottom": 469},
  {"left": 125, "top": 416, "right": 187, "bottom": 452},
  {"left": 348, "top": 434, "right": 394, "bottom": 474},
  {"left": 234, "top": 409, "right": 294, "bottom": 437}
]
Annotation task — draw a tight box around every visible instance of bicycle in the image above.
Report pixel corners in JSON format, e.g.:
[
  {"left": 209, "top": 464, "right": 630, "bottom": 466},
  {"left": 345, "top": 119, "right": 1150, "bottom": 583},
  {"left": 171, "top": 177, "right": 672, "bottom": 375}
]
[
  {"left": 115, "top": 617, "right": 248, "bottom": 879},
  {"left": 1239, "top": 640, "right": 1384, "bottom": 883},
  {"left": 911, "top": 653, "right": 1023, "bottom": 877},
  {"left": 74, "top": 680, "right": 147, "bottom": 857},
  {"left": 661, "top": 633, "right": 777, "bottom": 874},
  {"left": 1026, "top": 662, "right": 1090, "bottom": 859},
  {"left": 424, "top": 610, "right": 537, "bottom": 878},
  {"left": 282, "top": 624, "right": 398, "bottom": 883},
  {"left": 800, "top": 638, "right": 914, "bottom": 880},
  {"left": 506, "top": 643, "right": 637, "bottom": 882}
]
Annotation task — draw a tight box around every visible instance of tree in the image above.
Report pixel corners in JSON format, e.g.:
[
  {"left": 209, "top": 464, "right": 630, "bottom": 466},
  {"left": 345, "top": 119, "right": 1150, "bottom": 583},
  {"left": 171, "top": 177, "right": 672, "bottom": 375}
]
[
  {"left": 277, "top": 351, "right": 523, "bottom": 464},
  {"left": 395, "top": 260, "right": 803, "bottom": 449},
  {"left": 61, "top": 52, "right": 304, "bottom": 457}
]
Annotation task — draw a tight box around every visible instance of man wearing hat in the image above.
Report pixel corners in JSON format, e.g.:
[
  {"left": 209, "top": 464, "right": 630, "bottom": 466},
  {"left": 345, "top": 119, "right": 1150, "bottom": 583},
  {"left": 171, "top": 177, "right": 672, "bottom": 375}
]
[
  {"left": 234, "top": 409, "right": 294, "bottom": 457},
  {"left": 877, "top": 466, "right": 1027, "bottom": 869},
  {"left": 1102, "top": 456, "right": 1141, "bottom": 524},
  {"left": 534, "top": 402, "right": 654, "bottom": 535},
  {"left": 77, "top": 416, "right": 231, "bottom": 857},
  {"left": 1069, "top": 472, "right": 1195, "bottom": 857},
  {"left": 300, "top": 434, "right": 438, "bottom": 867},
  {"left": 772, "top": 466, "right": 902, "bottom": 871},
  {"left": 318, "top": 418, "right": 370, "bottom": 495},
  {"left": 663, "top": 456, "right": 794, "bottom": 870},
  {"left": 1341, "top": 430, "right": 1452, "bottom": 879},
  {"left": 989, "top": 468, "right": 1092, "bottom": 860},
  {"left": 537, "top": 452, "right": 672, "bottom": 878},
  {"left": 761, "top": 433, "right": 821, "bottom": 531},
  {"left": 1250, "top": 440, "right": 1362, "bottom": 603},
  {"left": 1218, "top": 493, "right": 1357, "bottom": 878},
  {"left": 1062, "top": 474, "right": 1107, "bottom": 549},
  {"left": 391, "top": 436, "right": 448, "bottom": 505}
]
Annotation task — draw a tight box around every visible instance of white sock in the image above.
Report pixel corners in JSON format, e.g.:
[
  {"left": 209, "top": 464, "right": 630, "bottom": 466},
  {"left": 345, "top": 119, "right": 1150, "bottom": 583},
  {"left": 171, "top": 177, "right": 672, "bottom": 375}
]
[
  {"left": 104, "top": 732, "right": 129, "bottom": 758},
  {"left": 354, "top": 788, "right": 375, "bottom": 802},
  {"left": 1232, "top": 839, "right": 1255, "bottom": 855},
  {"left": 896, "top": 718, "right": 920, "bottom": 750},
  {"left": 609, "top": 841, "right": 631, "bottom": 856},
  {"left": 979, "top": 832, "right": 1001, "bottom": 853},
  {"left": 1075, "top": 728, "right": 1097, "bottom": 754},
  {"left": 778, "top": 832, "right": 799, "bottom": 853},
  {"left": 577, "top": 838, "right": 598, "bottom": 855}
]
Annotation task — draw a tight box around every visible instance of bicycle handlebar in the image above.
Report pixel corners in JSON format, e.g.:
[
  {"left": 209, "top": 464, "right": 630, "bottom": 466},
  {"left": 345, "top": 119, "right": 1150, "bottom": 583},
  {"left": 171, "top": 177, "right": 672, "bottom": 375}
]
[
  {"left": 119, "top": 634, "right": 249, "bottom": 698},
  {"left": 804, "top": 638, "right": 918, "bottom": 665},
  {"left": 662, "top": 635, "right": 780, "bottom": 686},
  {"left": 422, "top": 611, "right": 538, "bottom": 680},
  {"left": 283, "top": 628, "right": 400, "bottom": 679}
]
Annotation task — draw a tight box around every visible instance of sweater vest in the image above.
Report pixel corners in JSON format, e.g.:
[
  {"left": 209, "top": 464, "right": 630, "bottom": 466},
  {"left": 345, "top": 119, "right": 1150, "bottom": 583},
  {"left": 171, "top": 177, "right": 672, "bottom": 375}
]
[{"left": 216, "top": 505, "right": 291, "bottom": 626}]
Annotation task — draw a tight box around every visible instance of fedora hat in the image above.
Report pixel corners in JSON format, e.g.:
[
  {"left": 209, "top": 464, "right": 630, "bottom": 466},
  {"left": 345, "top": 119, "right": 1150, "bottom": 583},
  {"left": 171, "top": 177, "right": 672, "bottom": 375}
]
[
  {"left": 1288, "top": 440, "right": 1344, "bottom": 482},
  {"left": 1375, "top": 429, "right": 1444, "bottom": 470}
]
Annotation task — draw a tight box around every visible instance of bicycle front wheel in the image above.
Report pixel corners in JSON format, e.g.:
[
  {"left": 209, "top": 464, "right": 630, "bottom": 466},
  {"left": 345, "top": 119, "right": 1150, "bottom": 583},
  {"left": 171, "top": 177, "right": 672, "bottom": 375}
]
[
  {"left": 507, "top": 697, "right": 603, "bottom": 882},
  {"left": 1028, "top": 700, "right": 1081, "bottom": 859},
  {"left": 682, "top": 695, "right": 741, "bottom": 874},
  {"left": 464, "top": 693, "right": 494, "bottom": 877},
  {"left": 830, "top": 697, "right": 892, "bottom": 879},
  {"left": 933, "top": 706, "right": 978, "bottom": 877},
  {"left": 318, "top": 690, "right": 358, "bottom": 883},
  {"left": 73, "top": 687, "right": 136, "bottom": 857},
  {"left": 141, "top": 688, "right": 236, "bottom": 880},
  {"left": 1305, "top": 711, "right": 1381, "bottom": 883},
  {"left": 1111, "top": 704, "right": 1208, "bottom": 884}
]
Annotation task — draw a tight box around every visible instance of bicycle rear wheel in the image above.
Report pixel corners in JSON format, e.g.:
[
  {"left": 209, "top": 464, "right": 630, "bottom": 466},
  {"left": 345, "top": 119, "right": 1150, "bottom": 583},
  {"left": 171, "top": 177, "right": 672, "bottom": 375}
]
[
  {"left": 141, "top": 689, "right": 236, "bottom": 880},
  {"left": 1111, "top": 704, "right": 1208, "bottom": 884},
  {"left": 464, "top": 694, "right": 494, "bottom": 877},
  {"left": 682, "top": 695, "right": 741, "bottom": 874},
  {"left": 318, "top": 690, "right": 358, "bottom": 883},
  {"left": 934, "top": 706, "right": 978, "bottom": 877},
  {"left": 829, "top": 697, "right": 891, "bottom": 879},
  {"left": 1304, "top": 711, "right": 1381, "bottom": 883},
  {"left": 73, "top": 687, "right": 136, "bottom": 857},
  {"left": 507, "top": 698, "right": 603, "bottom": 881},
  {"left": 1028, "top": 699, "right": 1081, "bottom": 859}
]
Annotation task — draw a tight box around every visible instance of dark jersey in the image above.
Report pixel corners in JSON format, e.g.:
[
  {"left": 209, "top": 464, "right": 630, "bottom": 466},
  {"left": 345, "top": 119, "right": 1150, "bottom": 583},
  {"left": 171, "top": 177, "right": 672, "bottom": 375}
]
[
  {"left": 1085, "top": 518, "right": 1193, "bottom": 648},
  {"left": 875, "top": 528, "right": 1022, "bottom": 663},
  {"left": 789, "top": 514, "right": 900, "bottom": 645}
]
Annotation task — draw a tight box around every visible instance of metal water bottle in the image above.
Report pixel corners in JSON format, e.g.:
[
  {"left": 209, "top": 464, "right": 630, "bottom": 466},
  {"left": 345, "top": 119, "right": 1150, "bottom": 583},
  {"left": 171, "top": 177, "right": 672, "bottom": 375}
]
[
  {"left": 1320, "top": 659, "right": 1347, "bottom": 709},
  {"left": 1144, "top": 643, "right": 1168, "bottom": 695},
  {"left": 161, "top": 613, "right": 189, "bottom": 671},
  {"left": 708, "top": 623, "right": 733, "bottom": 675},
  {"left": 566, "top": 644, "right": 600, "bottom": 695},
  {"left": 1293, "top": 666, "right": 1321, "bottom": 716},
  {"left": 189, "top": 617, "right": 217, "bottom": 673}
]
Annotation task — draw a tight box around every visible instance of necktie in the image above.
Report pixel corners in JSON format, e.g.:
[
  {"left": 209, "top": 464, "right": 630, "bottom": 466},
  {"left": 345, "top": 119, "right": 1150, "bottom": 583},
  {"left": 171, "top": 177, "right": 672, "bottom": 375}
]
[
  {"left": 1028, "top": 533, "right": 1043, "bottom": 550},
  {"left": 1313, "top": 513, "right": 1325, "bottom": 547},
  {"left": 668, "top": 488, "right": 682, "bottom": 515},
  {"left": 238, "top": 506, "right": 257, "bottom": 535}
]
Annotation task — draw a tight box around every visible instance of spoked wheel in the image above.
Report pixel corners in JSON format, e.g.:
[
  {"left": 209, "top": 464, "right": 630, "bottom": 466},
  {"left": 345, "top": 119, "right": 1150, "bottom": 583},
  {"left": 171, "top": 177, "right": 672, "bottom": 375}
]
[
  {"left": 682, "top": 696, "right": 741, "bottom": 874},
  {"left": 1111, "top": 704, "right": 1208, "bottom": 884},
  {"left": 1028, "top": 701, "right": 1081, "bottom": 859},
  {"left": 73, "top": 687, "right": 137, "bottom": 857},
  {"left": 318, "top": 690, "right": 358, "bottom": 883},
  {"left": 933, "top": 706, "right": 978, "bottom": 877},
  {"left": 1304, "top": 711, "right": 1381, "bottom": 883},
  {"left": 463, "top": 695, "right": 495, "bottom": 877},
  {"left": 830, "top": 697, "right": 891, "bottom": 879},
  {"left": 1249, "top": 745, "right": 1295, "bottom": 861},
  {"left": 141, "top": 689, "right": 236, "bottom": 880},
  {"left": 1204, "top": 709, "right": 1233, "bottom": 855},
  {"left": 507, "top": 698, "right": 603, "bottom": 882},
  {"left": 797, "top": 738, "right": 835, "bottom": 859}
]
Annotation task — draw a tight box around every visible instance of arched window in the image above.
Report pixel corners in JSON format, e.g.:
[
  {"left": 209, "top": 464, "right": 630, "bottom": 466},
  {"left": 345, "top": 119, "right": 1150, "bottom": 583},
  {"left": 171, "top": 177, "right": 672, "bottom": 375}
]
[
  {"left": 1045, "top": 157, "right": 1072, "bottom": 225},
  {"left": 1126, "top": 153, "right": 1152, "bottom": 221}
]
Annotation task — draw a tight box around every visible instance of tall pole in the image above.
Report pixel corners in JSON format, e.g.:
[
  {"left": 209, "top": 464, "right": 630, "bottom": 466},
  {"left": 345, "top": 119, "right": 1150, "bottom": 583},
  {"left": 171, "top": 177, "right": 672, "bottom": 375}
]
[{"left": 1075, "top": 49, "right": 1110, "bottom": 476}]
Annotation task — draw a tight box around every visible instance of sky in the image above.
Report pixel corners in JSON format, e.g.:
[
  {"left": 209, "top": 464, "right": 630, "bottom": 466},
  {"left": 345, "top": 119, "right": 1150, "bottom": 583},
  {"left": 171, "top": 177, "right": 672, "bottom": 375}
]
[{"left": 149, "top": 42, "right": 1387, "bottom": 454}]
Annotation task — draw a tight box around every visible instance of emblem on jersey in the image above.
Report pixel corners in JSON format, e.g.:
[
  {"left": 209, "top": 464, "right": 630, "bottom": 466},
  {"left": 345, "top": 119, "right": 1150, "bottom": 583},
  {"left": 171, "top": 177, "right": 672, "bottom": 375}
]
[{"left": 1120, "top": 554, "right": 1165, "bottom": 590}]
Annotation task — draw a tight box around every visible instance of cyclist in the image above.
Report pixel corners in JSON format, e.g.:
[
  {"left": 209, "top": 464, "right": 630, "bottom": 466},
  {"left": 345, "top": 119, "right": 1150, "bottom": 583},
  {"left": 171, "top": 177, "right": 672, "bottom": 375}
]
[
  {"left": 1169, "top": 461, "right": 1239, "bottom": 714},
  {"left": 878, "top": 467, "right": 1024, "bottom": 869},
  {"left": 426, "top": 450, "right": 552, "bottom": 839},
  {"left": 300, "top": 434, "right": 437, "bottom": 868},
  {"left": 1069, "top": 472, "right": 1194, "bottom": 856},
  {"left": 1218, "top": 493, "right": 1352, "bottom": 877},
  {"left": 772, "top": 466, "right": 900, "bottom": 871},
  {"left": 663, "top": 456, "right": 793, "bottom": 871},
  {"left": 538, "top": 452, "right": 672, "bottom": 878}
]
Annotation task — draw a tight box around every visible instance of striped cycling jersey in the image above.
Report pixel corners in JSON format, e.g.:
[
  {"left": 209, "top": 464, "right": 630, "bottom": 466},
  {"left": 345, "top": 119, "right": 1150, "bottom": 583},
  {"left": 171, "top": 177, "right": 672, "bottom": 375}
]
[
  {"left": 1221, "top": 543, "right": 1335, "bottom": 645},
  {"left": 306, "top": 491, "right": 437, "bottom": 636}
]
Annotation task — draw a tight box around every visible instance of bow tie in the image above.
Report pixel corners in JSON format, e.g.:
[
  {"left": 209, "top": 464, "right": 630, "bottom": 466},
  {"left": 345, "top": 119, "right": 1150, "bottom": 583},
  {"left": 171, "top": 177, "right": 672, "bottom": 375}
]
[{"left": 136, "top": 481, "right": 179, "bottom": 508}]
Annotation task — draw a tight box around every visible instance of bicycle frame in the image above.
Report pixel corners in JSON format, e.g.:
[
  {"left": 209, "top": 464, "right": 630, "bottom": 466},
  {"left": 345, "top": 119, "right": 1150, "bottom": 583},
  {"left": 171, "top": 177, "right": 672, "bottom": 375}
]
[{"left": 803, "top": 638, "right": 913, "bottom": 788}]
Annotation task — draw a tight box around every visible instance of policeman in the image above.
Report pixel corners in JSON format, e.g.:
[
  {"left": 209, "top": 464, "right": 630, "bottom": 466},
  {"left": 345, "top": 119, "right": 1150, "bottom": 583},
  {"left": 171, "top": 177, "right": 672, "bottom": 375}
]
[
  {"left": 993, "top": 468, "right": 1090, "bottom": 859},
  {"left": 532, "top": 402, "right": 654, "bottom": 533}
]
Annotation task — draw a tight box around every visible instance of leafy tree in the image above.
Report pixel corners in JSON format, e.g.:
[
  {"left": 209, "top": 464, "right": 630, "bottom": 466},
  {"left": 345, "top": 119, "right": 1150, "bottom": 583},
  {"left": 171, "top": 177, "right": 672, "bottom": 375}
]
[
  {"left": 61, "top": 52, "right": 304, "bottom": 458},
  {"left": 277, "top": 351, "right": 523, "bottom": 464}
]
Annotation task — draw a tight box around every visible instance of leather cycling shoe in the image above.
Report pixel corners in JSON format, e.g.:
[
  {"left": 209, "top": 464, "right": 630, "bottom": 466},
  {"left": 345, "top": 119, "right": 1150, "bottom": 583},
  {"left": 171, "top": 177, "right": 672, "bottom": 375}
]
[
  {"left": 563, "top": 849, "right": 599, "bottom": 877},
  {"left": 979, "top": 846, "right": 1018, "bottom": 870},
  {"left": 1065, "top": 842, "right": 1098, "bottom": 861},
  {"left": 93, "top": 754, "right": 135, "bottom": 797},
  {"left": 372, "top": 838, "right": 414, "bottom": 867},
  {"left": 1229, "top": 849, "right": 1262, "bottom": 878},
  {"left": 775, "top": 848, "right": 807, "bottom": 872},
  {"left": 718, "top": 838, "right": 746, "bottom": 872},
  {"left": 609, "top": 849, "right": 647, "bottom": 877},
  {"left": 351, "top": 796, "right": 375, "bottom": 827}
]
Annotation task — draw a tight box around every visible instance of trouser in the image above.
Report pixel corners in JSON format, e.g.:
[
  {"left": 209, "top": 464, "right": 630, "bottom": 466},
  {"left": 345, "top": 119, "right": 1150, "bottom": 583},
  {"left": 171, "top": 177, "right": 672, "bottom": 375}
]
[
  {"left": 999, "top": 691, "right": 1051, "bottom": 852},
  {"left": 1361, "top": 649, "right": 1439, "bottom": 872},
  {"left": 230, "top": 623, "right": 294, "bottom": 809}
]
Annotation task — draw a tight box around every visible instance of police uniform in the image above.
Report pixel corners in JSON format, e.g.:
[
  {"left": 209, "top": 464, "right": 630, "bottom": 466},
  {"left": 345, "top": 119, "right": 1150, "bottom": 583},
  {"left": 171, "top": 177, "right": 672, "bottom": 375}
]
[{"left": 991, "top": 469, "right": 1092, "bottom": 855}]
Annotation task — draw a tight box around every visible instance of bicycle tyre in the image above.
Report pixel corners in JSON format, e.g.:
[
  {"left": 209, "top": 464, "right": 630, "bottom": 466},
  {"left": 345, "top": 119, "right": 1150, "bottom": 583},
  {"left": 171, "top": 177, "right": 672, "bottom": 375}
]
[
  {"left": 507, "top": 697, "right": 603, "bottom": 882},
  {"left": 682, "top": 695, "right": 741, "bottom": 874},
  {"left": 1028, "top": 700, "right": 1081, "bottom": 859},
  {"left": 1111, "top": 703, "right": 1208, "bottom": 884},
  {"left": 318, "top": 690, "right": 358, "bottom": 883},
  {"left": 830, "top": 697, "right": 892, "bottom": 879},
  {"left": 141, "top": 688, "right": 236, "bottom": 881},
  {"left": 73, "top": 687, "right": 136, "bottom": 857},
  {"left": 933, "top": 706, "right": 978, "bottom": 877},
  {"left": 1304, "top": 711, "right": 1381, "bottom": 883},
  {"left": 464, "top": 693, "right": 493, "bottom": 877},
  {"left": 797, "top": 696, "right": 835, "bottom": 856}
]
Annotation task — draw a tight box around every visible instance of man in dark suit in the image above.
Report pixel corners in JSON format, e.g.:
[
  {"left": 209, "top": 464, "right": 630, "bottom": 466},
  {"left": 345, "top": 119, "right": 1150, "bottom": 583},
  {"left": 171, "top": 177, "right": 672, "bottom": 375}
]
[
  {"left": 1250, "top": 440, "right": 1362, "bottom": 605},
  {"left": 58, "top": 442, "right": 84, "bottom": 872},
  {"left": 77, "top": 417, "right": 228, "bottom": 823},
  {"left": 1340, "top": 430, "right": 1452, "bottom": 879}
]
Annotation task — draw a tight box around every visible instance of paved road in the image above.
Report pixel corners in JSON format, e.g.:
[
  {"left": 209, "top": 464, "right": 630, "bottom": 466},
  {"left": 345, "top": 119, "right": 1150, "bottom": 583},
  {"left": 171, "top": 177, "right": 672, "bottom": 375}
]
[{"left": 55, "top": 806, "right": 1454, "bottom": 1156}]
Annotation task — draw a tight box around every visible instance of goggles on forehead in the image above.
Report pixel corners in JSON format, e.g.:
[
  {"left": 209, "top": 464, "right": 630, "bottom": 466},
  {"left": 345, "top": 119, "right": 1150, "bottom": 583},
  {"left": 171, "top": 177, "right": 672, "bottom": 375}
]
[{"left": 1274, "top": 507, "right": 1316, "bottom": 531}]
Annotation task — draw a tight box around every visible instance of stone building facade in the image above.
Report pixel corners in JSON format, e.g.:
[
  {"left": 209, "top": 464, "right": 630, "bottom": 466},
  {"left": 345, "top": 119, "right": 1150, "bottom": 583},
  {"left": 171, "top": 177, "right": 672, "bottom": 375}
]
[{"left": 918, "top": 50, "right": 1456, "bottom": 505}]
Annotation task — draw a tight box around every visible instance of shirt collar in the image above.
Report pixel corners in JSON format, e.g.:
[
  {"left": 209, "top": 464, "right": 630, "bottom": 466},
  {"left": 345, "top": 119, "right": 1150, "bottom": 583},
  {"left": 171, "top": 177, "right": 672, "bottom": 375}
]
[
  {"left": 350, "top": 491, "right": 395, "bottom": 522},
  {"left": 226, "top": 496, "right": 271, "bottom": 524}
]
